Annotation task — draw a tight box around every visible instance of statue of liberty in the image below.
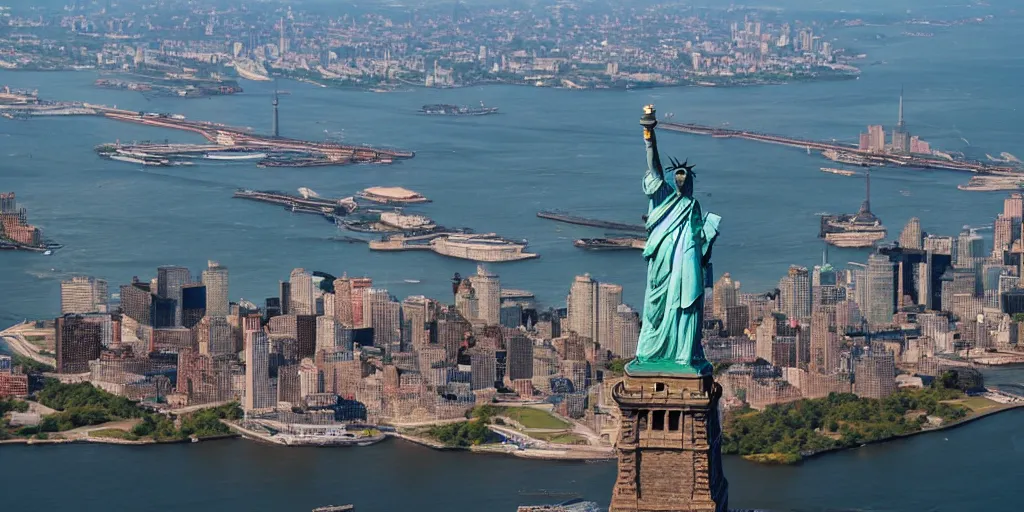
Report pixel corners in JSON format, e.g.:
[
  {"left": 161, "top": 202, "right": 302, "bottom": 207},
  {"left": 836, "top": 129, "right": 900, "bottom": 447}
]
[{"left": 627, "top": 105, "right": 721, "bottom": 376}]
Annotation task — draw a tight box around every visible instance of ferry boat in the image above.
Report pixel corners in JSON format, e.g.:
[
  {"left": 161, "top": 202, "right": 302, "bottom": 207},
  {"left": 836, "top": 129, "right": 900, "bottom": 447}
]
[{"left": 820, "top": 167, "right": 857, "bottom": 176}]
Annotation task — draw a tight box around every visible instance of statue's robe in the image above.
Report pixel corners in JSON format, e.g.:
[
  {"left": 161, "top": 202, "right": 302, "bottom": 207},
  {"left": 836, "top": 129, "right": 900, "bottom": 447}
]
[{"left": 629, "top": 145, "right": 720, "bottom": 375}]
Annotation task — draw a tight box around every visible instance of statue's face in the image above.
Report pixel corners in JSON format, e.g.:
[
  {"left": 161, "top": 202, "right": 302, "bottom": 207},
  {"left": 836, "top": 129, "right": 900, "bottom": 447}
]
[{"left": 674, "top": 169, "right": 689, "bottom": 191}]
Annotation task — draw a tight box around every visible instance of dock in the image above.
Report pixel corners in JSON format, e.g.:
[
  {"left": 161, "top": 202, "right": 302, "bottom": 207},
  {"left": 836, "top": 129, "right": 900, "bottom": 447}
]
[
  {"left": 369, "top": 232, "right": 539, "bottom": 262},
  {"left": 537, "top": 211, "right": 646, "bottom": 233}
]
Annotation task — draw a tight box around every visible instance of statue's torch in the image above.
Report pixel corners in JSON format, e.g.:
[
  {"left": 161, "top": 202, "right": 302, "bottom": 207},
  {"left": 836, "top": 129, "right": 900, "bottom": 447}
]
[{"left": 640, "top": 104, "right": 657, "bottom": 140}]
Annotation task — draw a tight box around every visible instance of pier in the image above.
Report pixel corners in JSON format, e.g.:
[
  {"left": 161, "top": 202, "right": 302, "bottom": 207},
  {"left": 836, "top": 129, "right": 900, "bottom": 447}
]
[
  {"left": 537, "top": 211, "right": 646, "bottom": 233},
  {"left": 0, "top": 95, "right": 414, "bottom": 167},
  {"left": 659, "top": 121, "right": 1021, "bottom": 175}
]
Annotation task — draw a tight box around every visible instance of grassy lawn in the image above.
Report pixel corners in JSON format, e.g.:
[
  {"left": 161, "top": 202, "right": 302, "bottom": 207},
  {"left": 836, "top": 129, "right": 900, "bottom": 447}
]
[
  {"left": 943, "top": 396, "right": 1000, "bottom": 414},
  {"left": 531, "top": 432, "right": 588, "bottom": 445},
  {"left": 24, "top": 335, "right": 46, "bottom": 343},
  {"left": 88, "top": 428, "right": 140, "bottom": 441},
  {"left": 503, "top": 407, "right": 571, "bottom": 430}
]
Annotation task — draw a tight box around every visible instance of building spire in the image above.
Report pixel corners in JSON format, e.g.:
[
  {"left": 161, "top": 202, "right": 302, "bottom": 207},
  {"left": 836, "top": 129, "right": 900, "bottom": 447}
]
[{"left": 897, "top": 86, "right": 905, "bottom": 130}]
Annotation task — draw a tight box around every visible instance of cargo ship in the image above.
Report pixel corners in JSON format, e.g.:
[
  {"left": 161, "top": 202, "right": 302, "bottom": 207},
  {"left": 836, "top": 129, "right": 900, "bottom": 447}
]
[
  {"left": 420, "top": 102, "right": 498, "bottom": 116},
  {"left": 819, "top": 173, "right": 886, "bottom": 248},
  {"left": 537, "top": 210, "right": 646, "bottom": 234}
]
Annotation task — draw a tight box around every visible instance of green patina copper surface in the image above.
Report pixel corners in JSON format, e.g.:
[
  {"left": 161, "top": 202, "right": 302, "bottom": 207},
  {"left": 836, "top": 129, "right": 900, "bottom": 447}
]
[{"left": 627, "top": 106, "right": 720, "bottom": 377}]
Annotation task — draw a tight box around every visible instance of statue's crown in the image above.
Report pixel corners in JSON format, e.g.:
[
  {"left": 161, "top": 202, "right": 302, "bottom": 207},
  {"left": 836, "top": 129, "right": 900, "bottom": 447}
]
[{"left": 667, "top": 156, "right": 696, "bottom": 176}]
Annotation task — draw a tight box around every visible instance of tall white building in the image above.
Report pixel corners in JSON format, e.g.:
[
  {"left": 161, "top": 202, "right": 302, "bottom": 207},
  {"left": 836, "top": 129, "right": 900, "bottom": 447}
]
[
  {"left": 613, "top": 304, "right": 640, "bottom": 359},
  {"left": 289, "top": 268, "right": 315, "bottom": 316},
  {"left": 201, "top": 261, "right": 229, "bottom": 317},
  {"left": 60, "top": 276, "right": 108, "bottom": 314},
  {"left": 566, "top": 274, "right": 625, "bottom": 352},
  {"left": 597, "top": 283, "right": 623, "bottom": 350},
  {"left": 566, "top": 274, "right": 599, "bottom": 340},
  {"left": 244, "top": 330, "right": 274, "bottom": 412},
  {"left": 469, "top": 265, "right": 501, "bottom": 326}
]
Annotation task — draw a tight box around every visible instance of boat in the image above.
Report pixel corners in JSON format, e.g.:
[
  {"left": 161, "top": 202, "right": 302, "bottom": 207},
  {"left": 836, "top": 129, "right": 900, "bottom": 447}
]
[
  {"left": 403, "top": 279, "right": 421, "bottom": 284},
  {"left": 204, "top": 152, "right": 267, "bottom": 161},
  {"left": 42, "top": 250, "right": 52, "bottom": 256},
  {"left": 819, "top": 172, "right": 887, "bottom": 248},
  {"left": 820, "top": 167, "right": 857, "bottom": 176},
  {"left": 420, "top": 102, "right": 498, "bottom": 116}
]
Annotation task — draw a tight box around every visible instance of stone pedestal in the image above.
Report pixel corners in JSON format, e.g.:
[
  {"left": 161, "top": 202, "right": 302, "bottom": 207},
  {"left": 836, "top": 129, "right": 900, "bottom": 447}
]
[{"left": 609, "top": 372, "right": 729, "bottom": 512}]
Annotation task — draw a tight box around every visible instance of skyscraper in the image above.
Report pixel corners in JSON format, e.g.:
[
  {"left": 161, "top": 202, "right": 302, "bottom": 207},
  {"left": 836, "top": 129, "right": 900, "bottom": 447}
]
[
  {"left": 201, "top": 260, "right": 229, "bottom": 317},
  {"left": 181, "top": 283, "right": 206, "bottom": 329},
  {"left": 613, "top": 304, "right": 640, "bottom": 359},
  {"left": 469, "top": 265, "right": 501, "bottom": 326},
  {"left": 365, "top": 289, "right": 402, "bottom": 352},
  {"left": 333, "top": 276, "right": 354, "bottom": 326},
  {"left": 597, "top": 283, "right": 623, "bottom": 351},
  {"left": 566, "top": 274, "right": 598, "bottom": 340},
  {"left": 244, "top": 330, "right": 274, "bottom": 412},
  {"left": 157, "top": 265, "right": 191, "bottom": 326},
  {"left": 288, "top": 268, "right": 315, "bottom": 316},
  {"left": 994, "top": 214, "right": 1013, "bottom": 257},
  {"left": 891, "top": 89, "right": 911, "bottom": 154},
  {"left": 809, "top": 306, "right": 838, "bottom": 374},
  {"left": 712, "top": 273, "right": 738, "bottom": 320},
  {"left": 60, "top": 276, "right": 108, "bottom": 315},
  {"left": 898, "top": 217, "right": 923, "bottom": 250},
  {"left": 1004, "top": 193, "right": 1023, "bottom": 221},
  {"left": 864, "top": 253, "right": 896, "bottom": 326},
  {"left": 956, "top": 229, "right": 984, "bottom": 269},
  {"left": 195, "top": 315, "right": 234, "bottom": 357},
  {"left": 401, "top": 296, "right": 432, "bottom": 349},
  {"left": 778, "top": 266, "right": 811, "bottom": 323},
  {"left": 55, "top": 314, "right": 103, "bottom": 374}
]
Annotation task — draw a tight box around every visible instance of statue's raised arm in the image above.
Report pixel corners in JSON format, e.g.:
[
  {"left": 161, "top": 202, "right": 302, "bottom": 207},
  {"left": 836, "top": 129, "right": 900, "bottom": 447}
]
[{"left": 641, "top": 104, "right": 664, "bottom": 179}]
